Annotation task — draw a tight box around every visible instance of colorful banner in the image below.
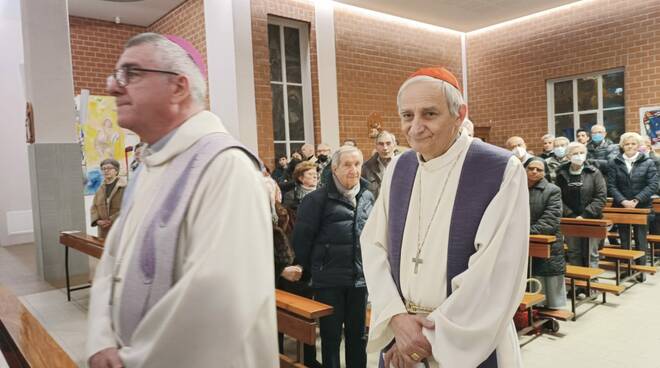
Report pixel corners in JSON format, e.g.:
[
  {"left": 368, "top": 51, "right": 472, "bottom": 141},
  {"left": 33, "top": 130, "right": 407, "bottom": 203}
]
[{"left": 77, "top": 95, "right": 125, "bottom": 195}]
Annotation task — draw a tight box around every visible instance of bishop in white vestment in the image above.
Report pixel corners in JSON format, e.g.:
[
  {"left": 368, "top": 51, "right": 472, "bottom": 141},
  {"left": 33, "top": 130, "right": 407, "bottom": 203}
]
[
  {"left": 87, "top": 33, "right": 278, "bottom": 368},
  {"left": 361, "top": 67, "right": 529, "bottom": 368}
]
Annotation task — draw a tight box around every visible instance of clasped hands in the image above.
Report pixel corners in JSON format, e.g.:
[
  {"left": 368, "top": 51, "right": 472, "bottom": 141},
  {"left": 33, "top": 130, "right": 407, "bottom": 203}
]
[
  {"left": 621, "top": 199, "right": 639, "bottom": 209},
  {"left": 281, "top": 265, "right": 303, "bottom": 282},
  {"left": 384, "top": 313, "right": 435, "bottom": 368},
  {"left": 97, "top": 219, "right": 113, "bottom": 229}
]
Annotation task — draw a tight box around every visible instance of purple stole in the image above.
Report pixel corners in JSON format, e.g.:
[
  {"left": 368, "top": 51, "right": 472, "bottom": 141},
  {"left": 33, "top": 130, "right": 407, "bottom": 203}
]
[
  {"left": 383, "top": 140, "right": 510, "bottom": 368},
  {"left": 110, "top": 132, "right": 261, "bottom": 346}
]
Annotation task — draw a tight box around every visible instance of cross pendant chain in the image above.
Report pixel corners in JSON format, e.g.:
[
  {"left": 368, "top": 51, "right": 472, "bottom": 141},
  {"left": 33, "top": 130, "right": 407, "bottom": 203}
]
[{"left": 412, "top": 248, "right": 423, "bottom": 274}]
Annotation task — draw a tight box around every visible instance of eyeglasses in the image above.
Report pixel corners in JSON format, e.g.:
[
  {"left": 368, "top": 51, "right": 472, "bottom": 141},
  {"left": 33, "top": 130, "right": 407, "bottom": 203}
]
[
  {"left": 107, "top": 66, "right": 179, "bottom": 88},
  {"left": 527, "top": 167, "right": 545, "bottom": 173},
  {"left": 101, "top": 166, "right": 117, "bottom": 171}
]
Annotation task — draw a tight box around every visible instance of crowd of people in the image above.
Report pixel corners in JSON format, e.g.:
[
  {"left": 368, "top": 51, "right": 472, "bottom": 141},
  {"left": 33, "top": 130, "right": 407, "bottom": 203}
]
[
  {"left": 85, "top": 31, "right": 659, "bottom": 368},
  {"left": 515, "top": 128, "right": 658, "bottom": 303}
]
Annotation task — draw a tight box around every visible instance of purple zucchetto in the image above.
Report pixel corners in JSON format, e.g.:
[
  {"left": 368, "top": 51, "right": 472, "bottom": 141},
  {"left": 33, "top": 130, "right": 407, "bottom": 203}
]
[{"left": 164, "top": 34, "right": 207, "bottom": 78}]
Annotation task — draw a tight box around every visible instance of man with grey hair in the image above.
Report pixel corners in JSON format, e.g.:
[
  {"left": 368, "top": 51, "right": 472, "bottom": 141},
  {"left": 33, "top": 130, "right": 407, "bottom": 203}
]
[
  {"left": 361, "top": 67, "right": 528, "bottom": 368},
  {"left": 87, "top": 33, "right": 277, "bottom": 367},
  {"left": 540, "top": 133, "right": 555, "bottom": 159},
  {"left": 292, "top": 145, "right": 374, "bottom": 368},
  {"left": 587, "top": 124, "right": 619, "bottom": 176},
  {"left": 361, "top": 130, "right": 397, "bottom": 199}
]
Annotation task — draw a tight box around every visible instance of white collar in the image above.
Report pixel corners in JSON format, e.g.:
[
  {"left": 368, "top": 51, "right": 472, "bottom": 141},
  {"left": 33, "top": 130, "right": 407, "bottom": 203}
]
[
  {"left": 417, "top": 129, "right": 471, "bottom": 172},
  {"left": 143, "top": 111, "right": 228, "bottom": 167}
]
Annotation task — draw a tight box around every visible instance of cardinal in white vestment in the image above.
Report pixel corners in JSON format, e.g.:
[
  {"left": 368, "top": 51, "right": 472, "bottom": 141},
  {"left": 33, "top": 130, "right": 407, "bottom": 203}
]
[
  {"left": 361, "top": 67, "right": 529, "bottom": 368},
  {"left": 86, "top": 33, "right": 278, "bottom": 368}
]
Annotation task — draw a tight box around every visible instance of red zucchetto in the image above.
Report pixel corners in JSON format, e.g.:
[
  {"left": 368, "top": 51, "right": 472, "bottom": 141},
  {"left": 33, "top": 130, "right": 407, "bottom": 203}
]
[{"left": 408, "top": 67, "right": 461, "bottom": 92}]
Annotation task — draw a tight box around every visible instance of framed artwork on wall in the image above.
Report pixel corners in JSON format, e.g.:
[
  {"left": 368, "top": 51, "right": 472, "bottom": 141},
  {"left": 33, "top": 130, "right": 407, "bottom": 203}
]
[{"left": 640, "top": 106, "right": 660, "bottom": 149}]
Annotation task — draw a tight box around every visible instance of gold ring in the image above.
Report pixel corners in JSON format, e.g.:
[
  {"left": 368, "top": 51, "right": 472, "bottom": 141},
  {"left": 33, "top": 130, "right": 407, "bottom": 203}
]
[{"left": 409, "top": 352, "right": 421, "bottom": 361}]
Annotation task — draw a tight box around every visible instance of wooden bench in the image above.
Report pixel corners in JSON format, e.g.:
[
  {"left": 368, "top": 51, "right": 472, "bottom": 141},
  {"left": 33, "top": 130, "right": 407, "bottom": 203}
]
[
  {"left": 276, "top": 289, "right": 332, "bottom": 367},
  {"left": 648, "top": 234, "right": 660, "bottom": 266},
  {"left": 598, "top": 261, "right": 656, "bottom": 275},
  {"left": 0, "top": 285, "right": 77, "bottom": 367},
  {"left": 59, "top": 231, "right": 104, "bottom": 301},
  {"left": 564, "top": 265, "right": 606, "bottom": 320},
  {"left": 603, "top": 206, "right": 650, "bottom": 243},
  {"left": 599, "top": 248, "right": 646, "bottom": 287},
  {"left": 560, "top": 218, "right": 611, "bottom": 239}
]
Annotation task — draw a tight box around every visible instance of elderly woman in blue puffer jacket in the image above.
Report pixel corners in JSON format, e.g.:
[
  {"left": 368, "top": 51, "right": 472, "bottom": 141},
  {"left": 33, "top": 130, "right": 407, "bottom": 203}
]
[{"left": 608, "top": 132, "right": 659, "bottom": 281}]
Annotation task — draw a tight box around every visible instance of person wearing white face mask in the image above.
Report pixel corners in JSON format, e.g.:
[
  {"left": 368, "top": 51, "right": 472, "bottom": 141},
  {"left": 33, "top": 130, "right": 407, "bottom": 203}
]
[
  {"left": 556, "top": 142, "right": 607, "bottom": 294},
  {"left": 545, "top": 136, "right": 570, "bottom": 183},
  {"left": 608, "top": 132, "right": 659, "bottom": 281},
  {"left": 506, "top": 136, "right": 533, "bottom": 163}
]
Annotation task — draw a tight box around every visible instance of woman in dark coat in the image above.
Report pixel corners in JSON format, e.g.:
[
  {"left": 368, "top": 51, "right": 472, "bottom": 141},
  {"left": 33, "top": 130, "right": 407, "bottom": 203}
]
[
  {"left": 525, "top": 157, "right": 566, "bottom": 309},
  {"left": 608, "top": 132, "right": 658, "bottom": 279},
  {"left": 555, "top": 142, "right": 607, "bottom": 270},
  {"left": 292, "top": 146, "right": 374, "bottom": 368}
]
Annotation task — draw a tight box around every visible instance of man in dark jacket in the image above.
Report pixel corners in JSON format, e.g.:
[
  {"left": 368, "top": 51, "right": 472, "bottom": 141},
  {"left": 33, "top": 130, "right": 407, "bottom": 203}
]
[
  {"left": 361, "top": 130, "right": 397, "bottom": 199},
  {"left": 292, "top": 145, "right": 374, "bottom": 368},
  {"left": 586, "top": 124, "right": 619, "bottom": 177},
  {"left": 608, "top": 132, "right": 658, "bottom": 276}
]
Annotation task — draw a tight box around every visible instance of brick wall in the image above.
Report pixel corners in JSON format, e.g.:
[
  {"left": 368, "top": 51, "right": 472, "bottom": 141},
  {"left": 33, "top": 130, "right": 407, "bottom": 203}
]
[
  {"left": 69, "top": 16, "right": 145, "bottom": 96},
  {"left": 147, "top": 0, "right": 206, "bottom": 65},
  {"left": 334, "top": 5, "right": 463, "bottom": 152},
  {"left": 251, "top": 0, "right": 321, "bottom": 168},
  {"left": 467, "top": 0, "right": 660, "bottom": 152},
  {"left": 69, "top": 0, "right": 206, "bottom": 98}
]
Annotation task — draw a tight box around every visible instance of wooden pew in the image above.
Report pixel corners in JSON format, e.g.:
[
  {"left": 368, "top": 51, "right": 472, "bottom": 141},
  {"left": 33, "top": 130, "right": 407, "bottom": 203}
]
[
  {"left": 0, "top": 286, "right": 77, "bottom": 368},
  {"left": 603, "top": 207, "right": 651, "bottom": 244},
  {"left": 558, "top": 217, "right": 625, "bottom": 318},
  {"left": 599, "top": 248, "right": 649, "bottom": 287},
  {"left": 276, "top": 290, "right": 332, "bottom": 367},
  {"left": 648, "top": 234, "right": 660, "bottom": 266},
  {"left": 59, "top": 231, "right": 104, "bottom": 301},
  {"left": 560, "top": 218, "right": 611, "bottom": 239},
  {"left": 522, "top": 235, "right": 572, "bottom": 332}
]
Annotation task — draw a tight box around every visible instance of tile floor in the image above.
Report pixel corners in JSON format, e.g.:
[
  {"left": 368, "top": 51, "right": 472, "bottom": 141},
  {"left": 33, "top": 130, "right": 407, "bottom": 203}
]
[{"left": 3, "top": 243, "right": 660, "bottom": 367}]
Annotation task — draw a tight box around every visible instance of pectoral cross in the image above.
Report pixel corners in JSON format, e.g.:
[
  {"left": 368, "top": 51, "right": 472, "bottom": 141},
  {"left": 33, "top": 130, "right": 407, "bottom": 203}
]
[{"left": 412, "top": 249, "right": 423, "bottom": 274}]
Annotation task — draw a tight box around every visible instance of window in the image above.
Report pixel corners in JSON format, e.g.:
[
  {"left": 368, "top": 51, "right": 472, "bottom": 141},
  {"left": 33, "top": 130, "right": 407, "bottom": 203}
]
[
  {"left": 268, "top": 17, "right": 314, "bottom": 159},
  {"left": 547, "top": 69, "right": 625, "bottom": 142}
]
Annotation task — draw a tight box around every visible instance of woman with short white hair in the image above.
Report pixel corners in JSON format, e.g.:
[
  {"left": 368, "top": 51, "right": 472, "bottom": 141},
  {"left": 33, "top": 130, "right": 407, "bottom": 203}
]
[
  {"left": 608, "top": 132, "right": 659, "bottom": 279},
  {"left": 555, "top": 142, "right": 607, "bottom": 273}
]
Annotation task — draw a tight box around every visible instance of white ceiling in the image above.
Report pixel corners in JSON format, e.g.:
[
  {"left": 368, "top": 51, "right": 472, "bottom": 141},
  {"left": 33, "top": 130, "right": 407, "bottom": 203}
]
[
  {"left": 333, "top": 0, "right": 584, "bottom": 32},
  {"left": 67, "top": 0, "right": 585, "bottom": 31},
  {"left": 67, "top": 0, "right": 185, "bottom": 27}
]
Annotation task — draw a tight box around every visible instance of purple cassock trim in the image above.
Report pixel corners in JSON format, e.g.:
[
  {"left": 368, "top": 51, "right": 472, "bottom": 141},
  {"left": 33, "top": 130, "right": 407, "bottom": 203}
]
[
  {"left": 383, "top": 140, "right": 511, "bottom": 368},
  {"left": 111, "top": 132, "right": 261, "bottom": 346}
]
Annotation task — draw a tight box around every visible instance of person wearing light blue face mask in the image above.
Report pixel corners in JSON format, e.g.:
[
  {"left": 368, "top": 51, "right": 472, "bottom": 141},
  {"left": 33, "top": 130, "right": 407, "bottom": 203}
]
[
  {"left": 545, "top": 136, "right": 570, "bottom": 183},
  {"left": 587, "top": 124, "right": 619, "bottom": 177}
]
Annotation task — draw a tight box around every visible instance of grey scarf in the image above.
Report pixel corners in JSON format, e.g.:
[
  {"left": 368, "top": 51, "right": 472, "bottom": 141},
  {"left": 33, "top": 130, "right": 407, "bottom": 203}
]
[{"left": 332, "top": 174, "right": 360, "bottom": 207}]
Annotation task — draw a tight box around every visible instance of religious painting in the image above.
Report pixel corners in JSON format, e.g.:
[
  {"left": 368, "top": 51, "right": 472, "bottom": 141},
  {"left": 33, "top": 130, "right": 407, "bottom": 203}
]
[
  {"left": 77, "top": 95, "right": 126, "bottom": 195},
  {"left": 640, "top": 106, "right": 660, "bottom": 149}
]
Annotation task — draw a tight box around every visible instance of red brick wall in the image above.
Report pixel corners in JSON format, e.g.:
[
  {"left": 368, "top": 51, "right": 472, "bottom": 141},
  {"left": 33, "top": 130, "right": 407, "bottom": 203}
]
[
  {"left": 147, "top": 0, "right": 207, "bottom": 65},
  {"left": 334, "top": 5, "right": 463, "bottom": 152},
  {"left": 69, "top": 0, "right": 206, "bottom": 97},
  {"left": 467, "top": 0, "right": 660, "bottom": 152},
  {"left": 69, "top": 16, "right": 145, "bottom": 96},
  {"left": 251, "top": 0, "right": 321, "bottom": 168}
]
